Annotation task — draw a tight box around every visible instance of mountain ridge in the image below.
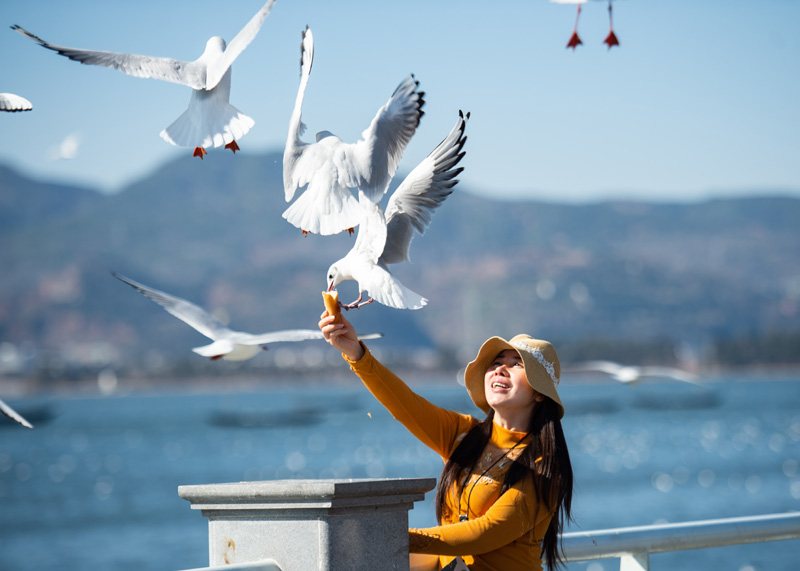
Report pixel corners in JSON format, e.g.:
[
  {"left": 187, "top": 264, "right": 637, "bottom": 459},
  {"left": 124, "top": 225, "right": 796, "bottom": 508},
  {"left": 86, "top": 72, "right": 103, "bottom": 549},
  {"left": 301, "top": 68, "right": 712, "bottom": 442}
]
[{"left": 1, "top": 152, "right": 798, "bottom": 379}]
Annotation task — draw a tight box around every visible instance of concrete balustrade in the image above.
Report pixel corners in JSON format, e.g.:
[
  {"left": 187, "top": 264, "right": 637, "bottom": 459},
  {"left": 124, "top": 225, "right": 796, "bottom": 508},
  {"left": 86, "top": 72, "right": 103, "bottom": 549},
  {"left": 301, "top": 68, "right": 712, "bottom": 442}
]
[{"left": 178, "top": 478, "right": 436, "bottom": 571}]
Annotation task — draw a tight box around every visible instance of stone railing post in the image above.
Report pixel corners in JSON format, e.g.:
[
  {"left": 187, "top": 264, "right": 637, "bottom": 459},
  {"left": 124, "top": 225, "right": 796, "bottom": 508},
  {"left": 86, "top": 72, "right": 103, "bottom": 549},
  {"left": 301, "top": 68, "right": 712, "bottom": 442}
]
[{"left": 178, "top": 478, "right": 436, "bottom": 571}]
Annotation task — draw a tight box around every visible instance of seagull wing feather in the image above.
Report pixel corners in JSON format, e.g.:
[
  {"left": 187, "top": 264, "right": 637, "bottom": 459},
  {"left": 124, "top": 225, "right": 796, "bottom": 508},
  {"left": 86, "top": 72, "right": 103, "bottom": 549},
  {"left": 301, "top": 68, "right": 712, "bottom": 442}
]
[
  {"left": 0, "top": 93, "right": 33, "bottom": 112},
  {"left": 381, "top": 111, "right": 468, "bottom": 265},
  {"left": 205, "top": 0, "right": 276, "bottom": 90},
  {"left": 0, "top": 398, "right": 34, "bottom": 429},
  {"left": 113, "top": 273, "right": 231, "bottom": 341},
  {"left": 351, "top": 75, "right": 425, "bottom": 202},
  {"left": 12, "top": 25, "right": 206, "bottom": 89},
  {"left": 237, "top": 329, "right": 324, "bottom": 345}
]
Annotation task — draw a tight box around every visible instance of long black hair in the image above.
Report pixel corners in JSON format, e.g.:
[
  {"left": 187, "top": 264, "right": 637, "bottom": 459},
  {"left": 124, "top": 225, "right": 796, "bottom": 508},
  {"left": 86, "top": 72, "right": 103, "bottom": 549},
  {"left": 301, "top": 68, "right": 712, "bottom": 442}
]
[{"left": 434, "top": 398, "right": 573, "bottom": 570}]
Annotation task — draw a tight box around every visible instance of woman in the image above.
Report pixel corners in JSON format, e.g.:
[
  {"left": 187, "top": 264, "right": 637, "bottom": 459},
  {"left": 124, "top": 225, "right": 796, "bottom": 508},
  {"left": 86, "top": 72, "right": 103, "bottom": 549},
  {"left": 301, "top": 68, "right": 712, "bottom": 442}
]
[{"left": 319, "top": 312, "right": 573, "bottom": 571}]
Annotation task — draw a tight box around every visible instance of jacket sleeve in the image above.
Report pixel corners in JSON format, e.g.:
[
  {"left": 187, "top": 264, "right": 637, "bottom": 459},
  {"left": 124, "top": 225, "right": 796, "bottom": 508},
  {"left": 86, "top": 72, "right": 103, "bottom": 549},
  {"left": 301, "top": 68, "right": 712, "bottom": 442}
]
[
  {"left": 345, "top": 344, "right": 475, "bottom": 458},
  {"left": 407, "top": 477, "right": 550, "bottom": 555}
]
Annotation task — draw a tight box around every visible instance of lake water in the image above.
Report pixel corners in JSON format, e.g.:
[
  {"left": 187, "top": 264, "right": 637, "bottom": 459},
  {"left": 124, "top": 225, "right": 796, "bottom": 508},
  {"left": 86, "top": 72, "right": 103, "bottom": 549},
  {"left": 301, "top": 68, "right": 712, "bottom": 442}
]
[{"left": 1, "top": 373, "right": 799, "bottom": 570}]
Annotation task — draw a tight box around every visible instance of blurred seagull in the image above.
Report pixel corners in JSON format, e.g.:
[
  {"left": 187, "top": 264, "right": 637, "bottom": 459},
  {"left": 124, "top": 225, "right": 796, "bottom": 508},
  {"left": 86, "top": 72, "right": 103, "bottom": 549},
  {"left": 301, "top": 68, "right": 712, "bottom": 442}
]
[
  {"left": 283, "top": 27, "right": 425, "bottom": 236},
  {"left": 114, "top": 272, "right": 380, "bottom": 361},
  {"left": 0, "top": 93, "right": 32, "bottom": 112},
  {"left": 11, "top": 0, "right": 276, "bottom": 158},
  {"left": 551, "top": 0, "right": 619, "bottom": 49},
  {"left": 48, "top": 131, "right": 82, "bottom": 160},
  {"left": 0, "top": 398, "right": 33, "bottom": 429},
  {"left": 567, "top": 360, "right": 702, "bottom": 385},
  {"left": 326, "top": 110, "right": 468, "bottom": 310}
]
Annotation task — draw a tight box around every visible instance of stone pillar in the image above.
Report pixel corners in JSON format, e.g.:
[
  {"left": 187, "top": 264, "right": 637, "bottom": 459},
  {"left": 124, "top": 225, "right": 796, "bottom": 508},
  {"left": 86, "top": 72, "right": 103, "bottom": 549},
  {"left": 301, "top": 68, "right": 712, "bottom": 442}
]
[{"left": 178, "top": 478, "right": 436, "bottom": 571}]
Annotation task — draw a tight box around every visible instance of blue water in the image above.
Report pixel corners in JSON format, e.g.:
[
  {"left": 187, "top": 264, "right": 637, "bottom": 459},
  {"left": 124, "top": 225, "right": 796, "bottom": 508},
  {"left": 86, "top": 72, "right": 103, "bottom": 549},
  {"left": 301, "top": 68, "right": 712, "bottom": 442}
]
[{"left": 2, "top": 374, "right": 799, "bottom": 571}]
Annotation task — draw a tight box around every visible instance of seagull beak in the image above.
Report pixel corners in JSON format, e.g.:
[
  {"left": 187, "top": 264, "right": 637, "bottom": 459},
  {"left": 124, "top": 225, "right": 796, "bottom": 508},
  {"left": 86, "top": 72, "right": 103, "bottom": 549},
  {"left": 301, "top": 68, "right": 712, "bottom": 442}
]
[{"left": 326, "top": 282, "right": 335, "bottom": 292}]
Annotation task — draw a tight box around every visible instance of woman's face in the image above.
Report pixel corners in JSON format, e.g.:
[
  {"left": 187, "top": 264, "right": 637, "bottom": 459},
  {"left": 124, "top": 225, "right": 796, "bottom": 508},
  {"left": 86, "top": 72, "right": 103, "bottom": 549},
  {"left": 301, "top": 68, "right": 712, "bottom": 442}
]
[{"left": 484, "top": 349, "right": 542, "bottom": 415}]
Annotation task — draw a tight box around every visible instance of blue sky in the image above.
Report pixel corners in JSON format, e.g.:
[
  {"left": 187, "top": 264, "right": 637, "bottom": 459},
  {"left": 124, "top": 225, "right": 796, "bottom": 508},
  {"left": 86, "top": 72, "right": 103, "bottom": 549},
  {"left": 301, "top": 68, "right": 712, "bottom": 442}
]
[{"left": 1, "top": 0, "right": 798, "bottom": 202}]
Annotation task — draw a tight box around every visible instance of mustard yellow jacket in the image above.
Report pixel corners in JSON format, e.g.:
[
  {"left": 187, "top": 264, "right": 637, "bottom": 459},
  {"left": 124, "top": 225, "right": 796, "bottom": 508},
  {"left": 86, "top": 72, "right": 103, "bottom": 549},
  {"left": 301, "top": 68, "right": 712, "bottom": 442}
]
[{"left": 346, "top": 346, "right": 553, "bottom": 571}]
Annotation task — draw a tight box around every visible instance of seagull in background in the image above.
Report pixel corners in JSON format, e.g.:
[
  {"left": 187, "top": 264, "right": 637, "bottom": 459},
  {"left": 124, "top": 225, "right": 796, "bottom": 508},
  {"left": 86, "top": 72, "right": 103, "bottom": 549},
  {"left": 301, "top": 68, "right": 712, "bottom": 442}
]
[
  {"left": 326, "top": 110, "right": 469, "bottom": 310},
  {"left": 283, "top": 26, "right": 425, "bottom": 236},
  {"left": 567, "top": 360, "right": 703, "bottom": 385},
  {"left": 0, "top": 398, "right": 33, "bottom": 429},
  {"left": 552, "top": 0, "right": 620, "bottom": 50},
  {"left": 113, "top": 272, "right": 380, "bottom": 361},
  {"left": 48, "top": 131, "right": 81, "bottom": 160},
  {"left": 0, "top": 93, "right": 32, "bottom": 112},
  {"left": 11, "top": 0, "right": 276, "bottom": 159}
]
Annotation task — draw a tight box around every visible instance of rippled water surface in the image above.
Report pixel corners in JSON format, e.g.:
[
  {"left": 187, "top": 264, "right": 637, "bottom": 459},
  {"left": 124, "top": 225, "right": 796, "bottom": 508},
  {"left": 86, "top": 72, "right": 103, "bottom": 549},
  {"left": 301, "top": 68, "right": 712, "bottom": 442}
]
[{"left": 1, "top": 374, "right": 799, "bottom": 570}]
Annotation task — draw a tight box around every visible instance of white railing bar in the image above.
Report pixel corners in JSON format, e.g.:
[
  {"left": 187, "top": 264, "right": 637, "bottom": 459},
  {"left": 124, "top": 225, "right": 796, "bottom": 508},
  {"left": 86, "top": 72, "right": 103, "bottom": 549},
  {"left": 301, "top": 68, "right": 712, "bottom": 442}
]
[
  {"left": 179, "top": 559, "right": 281, "bottom": 571},
  {"left": 561, "top": 511, "right": 800, "bottom": 562}
]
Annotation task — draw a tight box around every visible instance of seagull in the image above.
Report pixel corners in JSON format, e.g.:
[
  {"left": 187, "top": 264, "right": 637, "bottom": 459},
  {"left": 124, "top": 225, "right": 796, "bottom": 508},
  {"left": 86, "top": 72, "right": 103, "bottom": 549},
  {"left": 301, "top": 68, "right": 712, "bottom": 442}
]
[
  {"left": 567, "top": 360, "right": 702, "bottom": 385},
  {"left": 0, "top": 93, "right": 32, "bottom": 112},
  {"left": 326, "top": 110, "right": 469, "bottom": 310},
  {"left": 11, "top": 0, "right": 276, "bottom": 158},
  {"left": 0, "top": 397, "right": 33, "bottom": 429},
  {"left": 551, "top": 0, "right": 619, "bottom": 50},
  {"left": 282, "top": 26, "right": 425, "bottom": 236},
  {"left": 114, "top": 272, "right": 381, "bottom": 360}
]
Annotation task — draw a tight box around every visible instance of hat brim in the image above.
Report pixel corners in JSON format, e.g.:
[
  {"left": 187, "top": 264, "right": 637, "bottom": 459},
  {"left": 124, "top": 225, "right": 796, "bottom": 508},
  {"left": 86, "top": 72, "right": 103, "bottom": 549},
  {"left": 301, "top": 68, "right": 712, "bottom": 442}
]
[{"left": 464, "top": 336, "right": 565, "bottom": 418}]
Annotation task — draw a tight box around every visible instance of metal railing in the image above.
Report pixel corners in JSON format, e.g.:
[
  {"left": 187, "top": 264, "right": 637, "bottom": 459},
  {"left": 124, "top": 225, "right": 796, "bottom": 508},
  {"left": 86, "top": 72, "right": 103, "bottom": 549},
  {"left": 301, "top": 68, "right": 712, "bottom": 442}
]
[
  {"left": 561, "top": 512, "right": 800, "bottom": 570},
  {"left": 180, "top": 560, "right": 281, "bottom": 571}
]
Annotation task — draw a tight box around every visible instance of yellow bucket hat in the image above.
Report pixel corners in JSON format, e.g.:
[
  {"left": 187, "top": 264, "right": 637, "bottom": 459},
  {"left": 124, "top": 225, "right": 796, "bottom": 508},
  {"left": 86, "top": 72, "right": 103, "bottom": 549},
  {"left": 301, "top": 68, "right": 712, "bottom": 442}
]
[{"left": 464, "top": 334, "right": 565, "bottom": 418}]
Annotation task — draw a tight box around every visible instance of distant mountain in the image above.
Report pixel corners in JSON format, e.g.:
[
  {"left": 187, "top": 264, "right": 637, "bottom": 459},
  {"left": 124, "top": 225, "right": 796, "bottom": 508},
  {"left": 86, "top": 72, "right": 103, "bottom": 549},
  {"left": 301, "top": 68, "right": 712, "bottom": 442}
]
[
  {"left": 0, "top": 164, "right": 103, "bottom": 233},
  {"left": 1, "top": 153, "right": 798, "bottom": 381}
]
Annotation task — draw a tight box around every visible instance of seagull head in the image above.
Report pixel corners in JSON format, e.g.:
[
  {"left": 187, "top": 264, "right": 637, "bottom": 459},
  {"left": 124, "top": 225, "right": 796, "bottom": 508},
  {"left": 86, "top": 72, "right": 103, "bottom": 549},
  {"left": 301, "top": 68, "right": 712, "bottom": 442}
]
[
  {"left": 202, "top": 36, "right": 227, "bottom": 58},
  {"left": 326, "top": 264, "right": 342, "bottom": 291}
]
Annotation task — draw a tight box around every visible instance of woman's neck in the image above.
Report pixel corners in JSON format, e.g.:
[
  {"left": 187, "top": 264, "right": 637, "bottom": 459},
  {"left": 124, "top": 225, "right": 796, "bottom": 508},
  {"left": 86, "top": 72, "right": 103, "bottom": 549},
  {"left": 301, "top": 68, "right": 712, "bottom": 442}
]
[{"left": 492, "top": 409, "right": 531, "bottom": 434}]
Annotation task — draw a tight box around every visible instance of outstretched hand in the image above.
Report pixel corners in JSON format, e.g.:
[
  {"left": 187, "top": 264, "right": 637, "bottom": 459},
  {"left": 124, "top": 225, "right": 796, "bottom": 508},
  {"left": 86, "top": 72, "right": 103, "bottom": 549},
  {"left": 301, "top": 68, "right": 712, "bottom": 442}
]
[{"left": 319, "top": 311, "right": 365, "bottom": 362}]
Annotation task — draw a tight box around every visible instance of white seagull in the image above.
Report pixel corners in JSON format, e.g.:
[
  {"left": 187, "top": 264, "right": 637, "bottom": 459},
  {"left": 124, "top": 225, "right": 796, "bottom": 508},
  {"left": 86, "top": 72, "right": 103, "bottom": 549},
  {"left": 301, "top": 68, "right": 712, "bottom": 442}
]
[
  {"left": 0, "top": 397, "right": 33, "bottom": 429},
  {"left": 114, "top": 273, "right": 381, "bottom": 361},
  {"left": 567, "top": 360, "right": 703, "bottom": 385},
  {"left": 326, "top": 110, "right": 469, "bottom": 310},
  {"left": 11, "top": 0, "right": 276, "bottom": 158},
  {"left": 0, "top": 93, "right": 32, "bottom": 112},
  {"left": 283, "top": 26, "right": 425, "bottom": 236}
]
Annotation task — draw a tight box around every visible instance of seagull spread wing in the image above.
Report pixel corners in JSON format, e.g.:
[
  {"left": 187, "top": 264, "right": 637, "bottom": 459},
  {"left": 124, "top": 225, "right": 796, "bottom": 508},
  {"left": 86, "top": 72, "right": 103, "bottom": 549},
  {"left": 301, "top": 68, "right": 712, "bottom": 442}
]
[
  {"left": 639, "top": 366, "right": 702, "bottom": 385},
  {"left": 380, "top": 111, "right": 468, "bottom": 265},
  {"left": 11, "top": 25, "right": 207, "bottom": 90},
  {"left": 570, "top": 360, "right": 625, "bottom": 376},
  {"left": 236, "top": 328, "right": 325, "bottom": 346},
  {"left": 0, "top": 398, "right": 33, "bottom": 429},
  {"left": 352, "top": 75, "right": 426, "bottom": 203},
  {"left": 113, "top": 273, "right": 232, "bottom": 341},
  {"left": 205, "top": 0, "right": 276, "bottom": 90},
  {"left": 0, "top": 93, "right": 33, "bottom": 112}
]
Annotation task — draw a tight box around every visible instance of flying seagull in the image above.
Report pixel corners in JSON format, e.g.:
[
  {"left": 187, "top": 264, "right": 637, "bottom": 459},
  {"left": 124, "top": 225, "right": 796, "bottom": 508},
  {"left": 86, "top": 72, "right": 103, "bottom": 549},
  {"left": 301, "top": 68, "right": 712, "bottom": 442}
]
[
  {"left": 11, "top": 0, "right": 276, "bottom": 158},
  {"left": 551, "top": 0, "right": 619, "bottom": 50},
  {"left": 566, "top": 360, "right": 702, "bottom": 385},
  {"left": 0, "top": 398, "right": 33, "bottom": 429},
  {"left": 0, "top": 93, "right": 32, "bottom": 112},
  {"left": 283, "top": 26, "right": 425, "bottom": 236},
  {"left": 113, "top": 272, "right": 380, "bottom": 361},
  {"left": 326, "top": 110, "right": 469, "bottom": 310}
]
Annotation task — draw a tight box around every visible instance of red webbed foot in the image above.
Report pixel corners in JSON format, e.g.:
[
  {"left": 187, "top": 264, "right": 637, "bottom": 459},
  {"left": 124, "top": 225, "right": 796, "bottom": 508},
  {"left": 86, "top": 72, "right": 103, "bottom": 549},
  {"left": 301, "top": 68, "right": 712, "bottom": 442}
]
[
  {"left": 193, "top": 147, "right": 207, "bottom": 159},
  {"left": 225, "top": 140, "right": 240, "bottom": 154},
  {"left": 566, "top": 31, "right": 582, "bottom": 50}
]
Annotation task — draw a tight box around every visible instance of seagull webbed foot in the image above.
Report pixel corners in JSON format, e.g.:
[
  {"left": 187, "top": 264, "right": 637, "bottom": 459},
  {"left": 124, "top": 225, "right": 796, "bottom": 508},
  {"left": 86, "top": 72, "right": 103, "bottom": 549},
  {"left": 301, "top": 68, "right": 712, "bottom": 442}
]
[
  {"left": 342, "top": 293, "right": 375, "bottom": 310},
  {"left": 603, "top": 30, "right": 619, "bottom": 49},
  {"left": 193, "top": 147, "right": 207, "bottom": 159},
  {"left": 566, "top": 32, "right": 582, "bottom": 50},
  {"left": 225, "top": 140, "right": 240, "bottom": 154}
]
